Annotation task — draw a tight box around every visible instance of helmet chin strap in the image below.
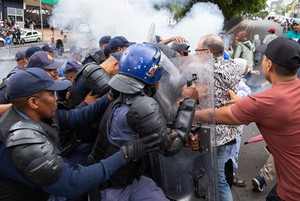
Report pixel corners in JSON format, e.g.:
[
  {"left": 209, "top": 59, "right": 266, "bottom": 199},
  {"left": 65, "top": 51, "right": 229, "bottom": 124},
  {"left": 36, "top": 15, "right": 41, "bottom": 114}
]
[{"left": 143, "top": 84, "right": 156, "bottom": 97}]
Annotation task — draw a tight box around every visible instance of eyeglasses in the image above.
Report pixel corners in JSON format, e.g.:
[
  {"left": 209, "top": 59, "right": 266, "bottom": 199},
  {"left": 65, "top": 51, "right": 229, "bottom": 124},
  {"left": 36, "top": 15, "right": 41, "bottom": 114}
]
[{"left": 195, "top": 48, "right": 209, "bottom": 52}]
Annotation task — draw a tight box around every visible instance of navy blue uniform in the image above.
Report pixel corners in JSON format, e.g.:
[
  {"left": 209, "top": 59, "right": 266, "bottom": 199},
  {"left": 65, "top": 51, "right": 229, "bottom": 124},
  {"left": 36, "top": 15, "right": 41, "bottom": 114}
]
[{"left": 0, "top": 95, "right": 126, "bottom": 199}]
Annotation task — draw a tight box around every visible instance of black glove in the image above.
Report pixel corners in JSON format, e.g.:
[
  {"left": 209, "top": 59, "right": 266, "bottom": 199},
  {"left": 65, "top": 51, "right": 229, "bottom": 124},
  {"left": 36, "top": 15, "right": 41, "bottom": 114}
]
[{"left": 119, "top": 133, "right": 162, "bottom": 161}]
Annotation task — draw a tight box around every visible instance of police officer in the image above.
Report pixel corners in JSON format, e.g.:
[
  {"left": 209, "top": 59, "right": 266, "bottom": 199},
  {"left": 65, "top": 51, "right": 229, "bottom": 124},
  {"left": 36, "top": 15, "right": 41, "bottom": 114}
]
[
  {"left": 0, "top": 68, "right": 161, "bottom": 200},
  {"left": 87, "top": 43, "right": 198, "bottom": 200},
  {"left": 0, "top": 51, "right": 27, "bottom": 104}
]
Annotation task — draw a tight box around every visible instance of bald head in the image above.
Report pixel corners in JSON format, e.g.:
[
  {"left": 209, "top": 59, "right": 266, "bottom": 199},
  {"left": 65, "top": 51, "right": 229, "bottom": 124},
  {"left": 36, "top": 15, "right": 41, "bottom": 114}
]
[{"left": 197, "top": 34, "right": 224, "bottom": 58}]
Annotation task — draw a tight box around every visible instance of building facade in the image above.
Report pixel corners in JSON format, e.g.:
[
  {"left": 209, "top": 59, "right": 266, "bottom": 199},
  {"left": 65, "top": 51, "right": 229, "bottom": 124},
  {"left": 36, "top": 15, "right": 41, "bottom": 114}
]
[{"left": 0, "top": 0, "right": 24, "bottom": 28}]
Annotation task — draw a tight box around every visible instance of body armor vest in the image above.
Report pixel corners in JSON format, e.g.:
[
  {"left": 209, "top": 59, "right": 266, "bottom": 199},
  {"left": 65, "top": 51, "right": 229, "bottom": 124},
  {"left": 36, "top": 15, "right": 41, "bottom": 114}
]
[
  {"left": 87, "top": 94, "right": 145, "bottom": 188},
  {"left": 0, "top": 107, "right": 61, "bottom": 200}
]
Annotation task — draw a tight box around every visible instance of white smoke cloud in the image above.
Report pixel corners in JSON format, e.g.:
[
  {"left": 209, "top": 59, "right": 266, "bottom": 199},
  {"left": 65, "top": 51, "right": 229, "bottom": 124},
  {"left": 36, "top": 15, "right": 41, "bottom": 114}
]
[{"left": 50, "top": 0, "right": 224, "bottom": 52}]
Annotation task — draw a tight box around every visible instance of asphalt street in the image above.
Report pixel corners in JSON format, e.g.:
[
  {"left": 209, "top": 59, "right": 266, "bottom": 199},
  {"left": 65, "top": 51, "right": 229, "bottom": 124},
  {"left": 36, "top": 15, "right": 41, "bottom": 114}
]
[{"left": 0, "top": 19, "right": 284, "bottom": 201}]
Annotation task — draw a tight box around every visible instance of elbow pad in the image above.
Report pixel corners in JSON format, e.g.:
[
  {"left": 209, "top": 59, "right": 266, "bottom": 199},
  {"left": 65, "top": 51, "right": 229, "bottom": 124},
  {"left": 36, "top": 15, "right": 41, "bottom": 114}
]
[
  {"left": 82, "top": 63, "right": 111, "bottom": 95},
  {"left": 5, "top": 120, "right": 63, "bottom": 186},
  {"left": 171, "top": 98, "right": 196, "bottom": 143}
]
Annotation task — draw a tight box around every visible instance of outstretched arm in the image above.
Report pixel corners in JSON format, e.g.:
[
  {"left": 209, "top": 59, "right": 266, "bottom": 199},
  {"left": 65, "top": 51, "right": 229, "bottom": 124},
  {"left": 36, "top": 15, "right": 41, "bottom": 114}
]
[{"left": 194, "top": 106, "right": 242, "bottom": 125}]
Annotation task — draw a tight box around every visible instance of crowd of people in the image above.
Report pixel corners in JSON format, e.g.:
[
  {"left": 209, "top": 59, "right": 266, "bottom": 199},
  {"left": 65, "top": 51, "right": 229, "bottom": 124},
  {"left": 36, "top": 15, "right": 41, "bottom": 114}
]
[{"left": 0, "top": 17, "right": 299, "bottom": 201}]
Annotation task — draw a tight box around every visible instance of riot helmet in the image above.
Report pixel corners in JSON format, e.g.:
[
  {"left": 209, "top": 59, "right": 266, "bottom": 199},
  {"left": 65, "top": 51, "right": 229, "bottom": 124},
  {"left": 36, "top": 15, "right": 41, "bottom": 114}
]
[
  {"left": 118, "top": 43, "right": 164, "bottom": 84},
  {"left": 109, "top": 43, "right": 179, "bottom": 95}
]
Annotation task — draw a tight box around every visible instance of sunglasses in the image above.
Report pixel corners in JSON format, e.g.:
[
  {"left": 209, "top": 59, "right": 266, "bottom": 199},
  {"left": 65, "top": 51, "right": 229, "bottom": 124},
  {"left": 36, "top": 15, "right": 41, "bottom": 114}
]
[{"left": 195, "top": 48, "right": 209, "bottom": 52}]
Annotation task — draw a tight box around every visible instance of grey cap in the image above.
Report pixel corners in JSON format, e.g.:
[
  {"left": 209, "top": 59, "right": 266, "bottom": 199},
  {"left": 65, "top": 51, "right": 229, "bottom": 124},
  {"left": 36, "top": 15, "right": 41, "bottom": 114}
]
[
  {"left": 170, "top": 41, "right": 190, "bottom": 53},
  {"left": 153, "top": 43, "right": 180, "bottom": 59}
]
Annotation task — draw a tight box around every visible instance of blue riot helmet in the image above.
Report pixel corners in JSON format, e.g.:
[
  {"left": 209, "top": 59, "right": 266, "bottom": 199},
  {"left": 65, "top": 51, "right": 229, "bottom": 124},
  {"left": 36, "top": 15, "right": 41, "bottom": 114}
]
[
  {"left": 109, "top": 43, "right": 179, "bottom": 94},
  {"left": 119, "top": 43, "right": 164, "bottom": 84}
]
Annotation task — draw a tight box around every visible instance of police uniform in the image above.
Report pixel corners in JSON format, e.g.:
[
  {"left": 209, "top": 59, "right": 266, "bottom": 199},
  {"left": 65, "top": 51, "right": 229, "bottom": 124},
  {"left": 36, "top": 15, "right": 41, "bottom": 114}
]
[
  {"left": 87, "top": 44, "right": 196, "bottom": 201},
  {"left": 0, "top": 68, "right": 155, "bottom": 200}
]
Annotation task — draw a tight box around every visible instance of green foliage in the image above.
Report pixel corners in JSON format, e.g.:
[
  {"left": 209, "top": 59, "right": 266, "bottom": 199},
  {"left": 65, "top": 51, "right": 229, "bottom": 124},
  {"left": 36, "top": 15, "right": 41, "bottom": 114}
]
[
  {"left": 159, "top": 0, "right": 268, "bottom": 20},
  {"left": 256, "top": 10, "right": 269, "bottom": 19}
]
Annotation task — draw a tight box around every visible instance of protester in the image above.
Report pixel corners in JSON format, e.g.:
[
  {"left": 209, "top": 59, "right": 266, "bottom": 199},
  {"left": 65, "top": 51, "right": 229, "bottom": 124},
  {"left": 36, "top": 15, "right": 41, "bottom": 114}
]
[
  {"left": 48, "top": 36, "right": 56, "bottom": 51},
  {"left": 285, "top": 18, "right": 300, "bottom": 42},
  {"left": 263, "top": 28, "right": 277, "bottom": 45},
  {"left": 63, "top": 28, "right": 68, "bottom": 42},
  {"left": 252, "top": 154, "right": 276, "bottom": 192},
  {"left": 195, "top": 37, "right": 300, "bottom": 201},
  {"left": 234, "top": 31, "right": 255, "bottom": 72},
  {"left": 282, "top": 19, "right": 290, "bottom": 35},
  {"left": 252, "top": 34, "right": 261, "bottom": 66},
  {"left": 196, "top": 34, "right": 241, "bottom": 201},
  {"left": 0, "top": 68, "right": 161, "bottom": 200},
  {"left": 224, "top": 58, "right": 252, "bottom": 188},
  {"left": 55, "top": 39, "right": 64, "bottom": 59}
]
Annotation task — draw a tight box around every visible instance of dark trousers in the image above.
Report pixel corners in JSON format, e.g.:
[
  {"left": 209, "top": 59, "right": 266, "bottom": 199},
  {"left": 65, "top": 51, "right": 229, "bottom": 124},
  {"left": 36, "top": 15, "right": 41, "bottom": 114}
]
[{"left": 266, "top": 185, "right": 282, "bottom": 201}]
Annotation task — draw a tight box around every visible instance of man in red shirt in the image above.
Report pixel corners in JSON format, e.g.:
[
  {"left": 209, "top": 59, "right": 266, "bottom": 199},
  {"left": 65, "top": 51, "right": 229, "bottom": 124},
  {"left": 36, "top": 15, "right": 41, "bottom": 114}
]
[{"left": 195, "top": 37, "right": 300, "bottom": 201}]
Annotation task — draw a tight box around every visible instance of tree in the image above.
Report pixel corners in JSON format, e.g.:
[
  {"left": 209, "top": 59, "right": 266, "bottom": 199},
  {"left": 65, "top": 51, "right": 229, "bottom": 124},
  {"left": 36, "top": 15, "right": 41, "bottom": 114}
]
[{"left": 157, "top": 0, "right": 268, "bottom": 20}]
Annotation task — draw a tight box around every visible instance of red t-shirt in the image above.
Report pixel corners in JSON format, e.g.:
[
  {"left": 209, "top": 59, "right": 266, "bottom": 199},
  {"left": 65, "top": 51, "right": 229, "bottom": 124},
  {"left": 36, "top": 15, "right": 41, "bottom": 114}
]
[{"left": 231, "top": 79, "right": 300, "bottom": 201}]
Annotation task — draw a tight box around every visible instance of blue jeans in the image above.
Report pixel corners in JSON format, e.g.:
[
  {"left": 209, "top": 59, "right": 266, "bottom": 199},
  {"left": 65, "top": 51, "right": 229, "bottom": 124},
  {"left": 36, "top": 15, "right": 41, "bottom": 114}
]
[{"left": 217, "top": 145, "right": 233, "bottom": 201}]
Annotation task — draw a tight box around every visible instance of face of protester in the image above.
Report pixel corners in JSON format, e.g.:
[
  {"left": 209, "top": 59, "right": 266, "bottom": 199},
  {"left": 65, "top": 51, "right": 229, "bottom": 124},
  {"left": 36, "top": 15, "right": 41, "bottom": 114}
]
[
  {"left": 29, "top": 91, "right": 58, "bottom": 121},
  {"left": 195, "top": 39, "right": 210, "bottom": 55},
  {"left": 45, "top": 69, "right": 59, "bottom": 80},
  {"left": 293, "top": 23, "right": 300, "bottom": 32},
  {"left": 195, "top": 44, "right": 210, "bottom": 55},
  {"left": 261, "top": 55, "right": 271, "bottom": 82}
]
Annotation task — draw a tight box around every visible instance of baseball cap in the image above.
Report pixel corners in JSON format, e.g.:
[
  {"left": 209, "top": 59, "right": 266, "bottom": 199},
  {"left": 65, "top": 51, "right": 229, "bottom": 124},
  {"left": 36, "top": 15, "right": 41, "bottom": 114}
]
[
  {"left": 268, "top": 28, "right": 275, "bottom": 33},
  {"left": 293, "top": 18, "right": 300, "bottom": 25},
  {"left": 26, "top": 51, "right": 64, "bottom": 70},
  {"left": 99, "top": 35, "right": 111, "bottom": 46},
  {"left": 64, "top": 60, "right": 83, "bottom": 74},
  {"left": 255, "top": 37, "right": 300, "bottom": 69},
  {"left": 109, "top": 36, "right": 135, "bottom": 51},
  {"left": 156, "top": 35, "right": 163, "bottom": 43},
  {"left": 15, "top": 51, "right": 26, "bottom": 61},
  {"left": 6, "top": 68, "right": 70, "bottom": 99},
  {"left": 153, "top": 43, "right": 180, "bottom": 59},
  {"left": 111, "top": 52, "right": 123, "bottom": 61},
  {"left": 41, "top": 43, "right": 54, "bottom": 52},
  {"left": 25, "top": 46, "right": 42, "bottom": 58},
  {"left": 104, "top": 44, "right": 111, "bottom": 58},
  {"left": 170, "top": 41, "right": 190, "bottom": 53}
]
